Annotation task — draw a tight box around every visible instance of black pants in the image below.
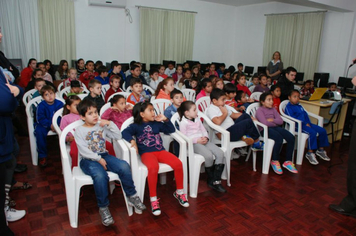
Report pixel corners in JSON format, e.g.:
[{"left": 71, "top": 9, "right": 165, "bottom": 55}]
[
  {"left": 339, "top": 120, "right": 356, "bottom": 212},
  {"left": 0, "top": 159, "right": 14, "bottom": 236}
]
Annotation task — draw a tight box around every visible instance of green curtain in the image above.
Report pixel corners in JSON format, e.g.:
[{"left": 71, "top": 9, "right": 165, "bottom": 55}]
[
  {"left": 263, "top": 12, "right": 325, "bottom": 80},
  {"left": 140, "top": 8, "right": 195, "bottom": 69},
  {"left": 38, "top": 0, "right": 76, "bottom": 64}
]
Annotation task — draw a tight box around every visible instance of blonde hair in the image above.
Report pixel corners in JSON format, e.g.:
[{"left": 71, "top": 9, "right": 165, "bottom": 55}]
[{"left": 69, "top": 67, "right": 77, "bottom": 74}]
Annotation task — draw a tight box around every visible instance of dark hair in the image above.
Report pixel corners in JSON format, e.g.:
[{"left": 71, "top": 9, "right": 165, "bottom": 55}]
[
  {"left": 132, "top": 101, "right": 152, "bottom": 124},
  {"left": 110, "top": 74, "right": 121, "bottom": 83},
  {"left": 303, "top": 80, "right": 312, "bottom": 86},
  {"left": 40, "top": 85, "right": 55, "bottom": 96},
  {"left": 43, "top": 59, "right": 52, "bottom": 67},
  {"left": 259, "top": 74, "right": 267, "bottom": 80},
  {"left": 270, "top": 84, "right": 280, "bottom": 92},
  {"left": 58, "top": 60, "right": 69, "bottom": 77},
  {"left": 111, "top": 60, "right": 119, "bottom": 68},
  {"left": 285, "top": 67, "right": 297, "bottom": 75},
  {"left": 328, "top": 82, "right": 337, "bottom": 88},
  {"left": 224, "top": 83, "right": 237, "bottom": 94},
  {"left": 219, "top": 63, "right": 226, "bottom": 68},
  {"left": 86, "top": 60, "right": 94, "bottom": 66},
  {"left": 235, "top": 73, "right": 246, "bottom": 84},
  {"left": 149, "top": 68, "right": 159, "bottom": 76},
  {"left": 208, "top": 75, "right": 217, "bottom": 81},
  {"left": 228, "top": 65, "right": 236, "bottom": 74},
  {"left": 289, "top": 89, "right": 300, "bottom": 97},
  {"left": 34, "top": 78, "right": 45, "bottom": 85},
  {"left": 129, "top": 60, "right": 137, "bottom": 68},
  {"left": 31, "top": 68, "right": 43, "bottom": 79},
  {"left": 63, "top": 95, "right": 81, "bottom": 115},
  {"left": 183, "top": 68, "right": 192, "bottom": 74},
  {"left": 210, "top": 88, "right": 225, "bottom": 101},
  {"left": 131, "top": 64, "right": 140, "bottom": 71},
  {"left": 251, "top": 75, "right": 259, "bottom": 81},
  {"left": 95, "top": 60, "right": 103, "bottom": 68},
  {"left": 170, "top": 88, "right": 183, "bottom": 99},
  {"left": 88, "top": 79, "right": 101, "bottom": 88},
  {"left": 178, "top": 101, "right": 195, "bottom": 121},
  {"left": 37, "top": 62, "right": 45, "bottom": 67},
  {"left": 97, "top": 65, "right": 108, "bottom": 75},
  {"left": 77, "top": 99, "right": 97, "bottom": 117},
  {"left": 259, "top": 92, "right": 272, "bottom": 106},
  {"left": 237, "top": 63, "right": 243, "bottom": 68},
  {"left": 154, "top": 77, "right": 174, "bottom": 96},
  {"left": 235, "top": 90, "right": 245, "bottom": 101},
  {"left": 76, "top": 58, "right": 84, "bottom": 68},
  {"left": 191, "top": 77, "right": 199, "bottom": 87},
  {"left": 130, "top": 77, "right": 142, "bottom": 87},
  {"left": 109, "top": 94, "right": 125, "bottom": 106},
  {"left": 27, "top": 58, "right": 37, "bottom": 67},
  {"left": 223, "top": 69, "right": 231, "bottom": 76},
  {"left": 213, "top": 78, "right": 224, "bottom": 88},
  {"left": 71, "top": 80, "right": 81, "bottom": 88}
]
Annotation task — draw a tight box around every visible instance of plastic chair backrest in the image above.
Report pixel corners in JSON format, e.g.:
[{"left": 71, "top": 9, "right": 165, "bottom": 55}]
[
  {"left": 52, "top": 108, "right": 63, "bottom": 136},
  {"left": 181, "top": 89, "right": 196, "bottom": 102},
  {"left": 107, "top": 92, "right": 131, "bottom": 102},
  {"left": 250, "top": 92, "right": 262, "bottom": 101},
  {"left": 329, "top": 101, "right": 343, "bottom": 115},
  {"left": 196, "top": 96, "right": 211, "bottom": 113},
  {"left": 151, "top": 99, "right": 172, "bottom": 115},
  {"left": 246, "top": 102, "right": 260, "bottom": 118},
  {"left": 22, "top": 89, "right": 37, "bottom": 106},
  {"left": 101, "top": 84, "right": 111, "bottom": 97},
  {"left": 57, "top": 83, "right": 64, "bottom": 91}
]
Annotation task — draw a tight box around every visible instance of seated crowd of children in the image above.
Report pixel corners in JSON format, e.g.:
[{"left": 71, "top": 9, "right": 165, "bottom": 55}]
[{"left": 19, "top": 59, "right": 332, "bottom": 226}]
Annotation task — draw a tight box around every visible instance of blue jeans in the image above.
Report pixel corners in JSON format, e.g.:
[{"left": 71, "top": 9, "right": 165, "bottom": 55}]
[
  {"left": 227, "top": 113, "right": 260, "bottom": 141},
  {"left": 80, "top": 153, "right": 137, "bottom": 208},
  {"left": 266, "top": 126, "right": 295, "bottom": 161}
]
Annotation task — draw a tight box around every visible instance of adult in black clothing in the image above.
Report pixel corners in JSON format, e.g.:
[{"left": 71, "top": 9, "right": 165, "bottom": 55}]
[
  {"left": 276, "top": 66, "right": 297, "bottom": 101},
  {"left": 329, "top": 75, "right": 356, "bottom": 218},
  {"left": 0, "top": 28, "right": 19, "bottom": 80}
]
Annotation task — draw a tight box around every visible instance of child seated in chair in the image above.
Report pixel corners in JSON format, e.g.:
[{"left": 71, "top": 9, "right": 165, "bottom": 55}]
[
  {"left": 35, "top": 85, "right": 63, "bottom": 167},
  {"left": 270, "top": 84, "right": 281, "bottom": 114},
  {"left": 32, "top": 78, "right": 46, "bottom": 99},
  {"left": 285, "top": 89, "right": 330, "bottom": 165},
  {"left": 299, "top": 80, "right": 313, "bottom": 98},
  {"left": 79, "top": 60, "right": 98, "bottom": 88},
  {"left": 63, "top": 68, "right": 82, "bottom": 88},
  {"left": 196, "top": 78, "right": 212, "bottom": 101},
  {"left": 253, "top": 74, "right": 270, "bottom": 93},
  {"left": 95, "top": 66, "right": 110, "bottom": 85},
  {"left": 104, "top": 75, "right": 122, "bottom": 102},
  {"left": 66, "top": 80, "right": 84, "bottom": 97},
  {"left": 74, "top": 99, "right": 146, "bottom": 226},
  {"left": 164, "top": 89, "right": 184, "bottom": 120},
  {"left": 127, "top": 78, "right": 145, "bottom": 105},
  {"left": 101, "top": 94, "right": 133, "bottom": 130},
  {"left": 236, "top": 90, "right": 252, "bottom": 112},
  {"left": 83, "top": 79, "right": 105, "bottom": 113},
  {"left": 206, "top": 88, "right": 262, "bottom": 150}
]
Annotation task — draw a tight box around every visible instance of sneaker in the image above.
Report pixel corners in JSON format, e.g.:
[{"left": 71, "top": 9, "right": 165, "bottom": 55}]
[
  {"left": 239, "top": 147, "right": 248, "bottom": 156},
  {"left": 39, "top": 158, "right": 47, "bottom": 168},
  {"left": 151, "top": 199, "right": 161, "bottom": 216},
  {"left": 282, "top": 161, "right": 298, "bottom": 174},
  {"left": 5, "top": 206, "right": 26, "bottom": 222},
  {"left": 231, "top": 150, "right": 240, "bottom": 160},
  {"left": 241, "top": 135, "right": 254, "bottom": 145},
  {"left": 305, "top": 152, "right": 319, "bottom": 165},
  {"left": 251, "top": 141, "right": 264, "bottom": 151},
  {"left": 99, "top": 207, "right": 114, "bottom": 226},
  {"left": 173, "top": 191, "right": 189, "bottom": 207},
  {"left": 128, "top": 195, "right": 146, "bottom": 214},
  {"left": 271, "top": 161, "right": 283, "bottom": 175},
  {"left": 316, "top": 150, "right": 330, "bottom": 161}
]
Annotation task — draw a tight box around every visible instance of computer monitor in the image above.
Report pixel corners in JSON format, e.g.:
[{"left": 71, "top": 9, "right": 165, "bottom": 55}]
[
  {"left": 212, "top": 62, "right": 224, "bottom": 70},
  {"left": 105, "top": 62, "right": 111, "bottom": 70},
  {"left": 337, "top": 77, "right": 353, "bottom": 89},
  {"left": 313, "top": 73, "right": 329, "bottom": 87},
  {"left": 150, "top": 64, "right": 160, "bottom": 70},
  {"left": 163, "top": 60, "right": 176, "bottom": 68},
  {"left": 120, "top": 63, "right": 129, "bottom": 72},
  {"left": 200, "top": 63, "right": 209, "bottom": 72},
  {"left": 257, "top": 66, "right": 267, "bottom": 75},
  {"left": 141, "top": 63, "right": 147, "bottom": 72},
  {"left": 186, "top": 60, "right": 200, "bottom": 68},
  {"left": 295, "top": 72, "right": 304, "bottom": 84},
  {"left": 244, "top": 66, "right": 254, "bottom": 76},
  {"left": 8, "top": 59, "right": 23, "bottom": 72}
]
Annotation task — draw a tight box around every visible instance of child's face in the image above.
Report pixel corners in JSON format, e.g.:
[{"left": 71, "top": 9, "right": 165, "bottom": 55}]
[
  {"left": 193, "top": 67, "right": 198, "bottom": 74},
  {"left": 209, "top": 64, "right": 215, "bottom": 71},
  {"left": 260, "top": 77, "right": 267, "bottom": 86},
  {"left": 215, "top": 80, "right": 224, "bottom": 90},
  {"left": 110, "top": 78, "right": 120, "bottom": 90},
  {"left": 113, "top": 65, "right": 122, "bottom": 73},
  {"left": 238, "top": 77, "right": 246, "bottom": 86},
  {"left": 311, "top": 81, "right": 314, "bottom": 88},
  {"left": 185, "top": 71, "right": 192, "bottom": 79},
  {"left": 183, "top": 63, "right": 189, "bottom": 69},
  {"left": 140, "top": 104, "right": 155, "bottom": 122},
  {"left": 171, "top": 94, "right": 184, "bottom": 108},
  {"left": 262, "top": 95, "right": 273, "bottom": 108},
  {"left": 329, "top": 84, "right": 337, "bottom": 91},
  {"left": 305, "top": 83, "right": 311, "bottom": 90},
  {"left": 90, "top": 83, "right": 102, "bottom": 97},
  {"left": 78, "top": 60, "right": 85, "bottom": 69},
  {"left": 82, "top": 106, "right": 99, "bottom": 126},
  {"left": 45, "top": 63, "right": 51, "bottom": 71},
  {"left": 35, "top": 81, "right": 45, "bottom": 91},
  {"left": 69, "top": 70, "right": 77, "bottom": 79},
  {"left": 220, "top": 66, "right": 225, "bottom": 71},
  {"left": 185, "top": 104, "right": 198, "bottom": 119},
  {"left": 67, "top": 100, "right": 80, "bottom": 115},
  {"left": 101, "top": 71, "right": 108, "bottom": 78},
  {"left": 132, "top": 83, "right": 143, "bottom": 95},
  {"left": 272, "top": 87, "right": 281, "bottom": 98},
  {"left": 191, "top": 80, "right": 198, "bottom": 89},
  {"left": 86, "top": 63, "right": 94, "bottom": 72},
  {"left": 252, "top": 77, "right": 259, "bottom": 85},
  {"left": 42, "top": 90, "right": 55, "bottom": 104},
  {"left": 159, "top": 67, "right": 165, "bottom": 74},
  {"left": 267, "top": 78, "right": 272, "bottom": 85},
  {"left": 289, "top": 92, "right": 300, "bottom": 105},
  {"left": 204, "top": 82, "right": 213, "bottom": 93},
  {"left": 164, "top": 80, "right": 175, "bottom": 92},
  {"left": 238, "top": 66, "right": 243, "bottom": 71},
  {"left": 113, "top": 98, "right": 126, "bottom": 112},
  {"left": 168, "top": 64, "right": 174, "bottom": 70},
  {"left": 212, "top": 95, "right": 226, "bottom": 107},
  {"left": 71, "top": 87, "right": 82, "bottom": 94},
  {"left": 177, "top": 67, "right": 183, "bottom": 74},
  {"left": 38, "top": 64, "right": 46, "bottom": 73},
  {"left": 226, "top": 92, "right": 236, "bottom": 100},
  {"left": 131, "top": 68, "right": 141, "bottom": 77},
  {"left": 63, "top": 62, "right": 68, "bottom": 71},
  {"left": 203, "top": 72, "right": 209, "bottom": 78},
  {"left": 34, "top": 71, "right": 43, "bottom": 79},
  {"left": 151, "top": 72, "right": 159, "bottom": 81},
  {"left": 238, "top": 93, "right": 247, "bottom": 103},
  {"left": 224, "top": 73, "right": 231, "bottom": 80}
]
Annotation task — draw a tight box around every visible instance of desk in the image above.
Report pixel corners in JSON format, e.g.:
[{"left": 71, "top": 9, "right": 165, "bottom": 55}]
[{"left": 299, "top": 98, "right": 350, "bottom": 143}]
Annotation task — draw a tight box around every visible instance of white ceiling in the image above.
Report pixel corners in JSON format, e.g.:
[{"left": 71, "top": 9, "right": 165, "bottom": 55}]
[{"left": 198, "top": 0, "right": 354, "bottom": 12}]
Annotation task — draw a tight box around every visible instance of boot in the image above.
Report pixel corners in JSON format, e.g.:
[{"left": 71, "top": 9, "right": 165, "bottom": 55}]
[
  {"left": 212, "top": 164, "right": 227, "bottom": 193},
  {"left": 205, "top": 166, "right": 214, "bottom": 186}
]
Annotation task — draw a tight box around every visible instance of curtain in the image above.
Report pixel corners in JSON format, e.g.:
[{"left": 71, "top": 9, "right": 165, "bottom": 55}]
[
  {"left": 0, "top": 0, "right": 40, "bottom": 68},
  {"left": 263, "top": 12, "right": 325, "bottom": 80},
  {"left": 140, "top": 8, "right": 195, "bottom": 69},
  {"left": 38, "top": 0, "right": 76, "bottom": 65}
]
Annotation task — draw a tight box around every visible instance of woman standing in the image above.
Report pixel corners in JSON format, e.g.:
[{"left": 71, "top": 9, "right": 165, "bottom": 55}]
[{"left": 266, "top": 51, "right": 283, "bottom": 82}]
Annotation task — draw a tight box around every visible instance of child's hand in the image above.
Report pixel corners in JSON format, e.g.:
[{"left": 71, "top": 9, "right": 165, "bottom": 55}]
[
  {"left": 5, "top": 77, "right": 19, "bottom": 97},
  {"left": 99, "top": 158, "right": 107, "bottom": 170},
  {"left": 100, "top": 119, "right": 111, "bottom": 127},
  {"left": 247, "top": 98, "right": 254, "bottom": 103},
  {"left": 51, "top": 124, "right": 55, "bottom": 132},
  {"left": 130, "top": 140, "right": 138, "bottom": 154},
  {"left": 125, "top": 104, "right": 133, "bottom": 110},
  {"left": 267, "top": 118, "right": 274, "bottom": 122},
  {"left": 219, "top": 106, "right": 228, "bottom": 114},
  {"left": 251, "top": 117, "right": 257, "bottom": 121},
  {"left": 155, "top": 114, "right": 167, "bottom": 122},
  {"left": 66, "top": 136, "right": 74, "bottom": 142},
  {"left": 197, "top": 137, "right": 207, "bottom": 145},
  {"left": 239, "top": 106, "right": 246, "bottom": 111},
  {"left": 306, "top": 123, "right": 311, "bottom": 127}
]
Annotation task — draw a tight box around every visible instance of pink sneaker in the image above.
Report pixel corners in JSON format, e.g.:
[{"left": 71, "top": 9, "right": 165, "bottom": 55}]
[
  {"left": 271, "top": 161, "right": 283, "bottom": 175},
  {"left": 151, "top": 199, "right": 161, "bottom": 216},
  {"left": 282, "top": 161, "right": 298, "bottom": 173}
]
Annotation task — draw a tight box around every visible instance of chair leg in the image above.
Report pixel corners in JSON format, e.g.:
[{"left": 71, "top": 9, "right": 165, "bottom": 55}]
[
  {"left": 159, "top": 173, "right": 167, "bottom": 185},
  {"left": 245, "top": 147, "right": 252, "bottom": 162},
  {"left": 189, "top": 156, "right": 204, "bottom": 198},
  {"left": 252, "top": 151, "right": 256, "bottom": 172},
  {"left": 221, "top": 149, "right": 231, "bottom": 187},
  {"left": 296, "top": 134, "right": 308, "bottom": 165}
]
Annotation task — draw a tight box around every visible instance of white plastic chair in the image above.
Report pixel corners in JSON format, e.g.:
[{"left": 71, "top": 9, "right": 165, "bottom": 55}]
[
  {"left": 250, "top": 92, "right": 262, "bottom": 101},
  {"left": 57, "top": 83, "right": 64, "bottom": 91},
  {"left": 60, "top": 120, "right": 133, "bottom": 228},
  {"left": 245, "top": 103, "right": 295, "bottom": 172},
  {"left": 279, "top": 100, "right": 323, "bottom": 165},
  {"left": 59, "top": 87, "right": 89, "bottom": 100},
  {"left": 22, "top": 89, "right": 37, "bottom": 106},
  {"left": 122, "top": 82, "right": 126, "bottom": 91},
  {"left": 121, "top": 117, "right": 188, "bottom": 201},
  {"left": 26, "top": 97, "right": 64, "bottom": 165},
  {"left": 52, "top": 108, "right": 63, "bottom": 136},
  {"left": 181, "top": 89, "right": 196, "bottom": 102},
  {"left": 151, "top": 99, "right": 172, "bottom": 116},
  {"left": 101, "top": 84, "right": 111, "bottom": 98},
  {"left": 77, "top": 94, "right": 87, "bottom": 100},
  {"left": 196, "top": 97, "right": 211, "bottom": 113},
  {"left": 294, "top": 85, "right": 301, "bottom": 91},
  {"left": 107, "top": 92, "right": 131, "bottom": 102}
]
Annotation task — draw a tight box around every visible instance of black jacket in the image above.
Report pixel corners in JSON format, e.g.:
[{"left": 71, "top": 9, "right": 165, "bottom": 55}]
[{"left": 276, "top": 76, "right": 295, "bottom": 101}]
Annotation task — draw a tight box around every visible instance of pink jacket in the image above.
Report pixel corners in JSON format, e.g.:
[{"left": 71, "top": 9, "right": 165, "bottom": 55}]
[
  {"left": 179, "top": 116, "right": 208, "bottom": 143},
  {"left": 196, "top": 90, "right": 207, "bottom": 101}
]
